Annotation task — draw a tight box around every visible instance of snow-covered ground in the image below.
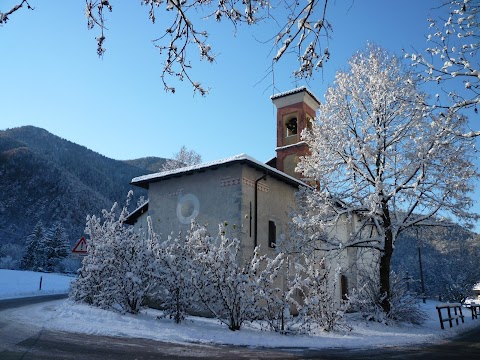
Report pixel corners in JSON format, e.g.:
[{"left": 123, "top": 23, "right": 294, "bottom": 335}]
[
  {"left": 1, "top": 269, "right": 479, "bottom": 349},
  {"left": 0, "top": 269, "right": 73, "bottom": 299}
]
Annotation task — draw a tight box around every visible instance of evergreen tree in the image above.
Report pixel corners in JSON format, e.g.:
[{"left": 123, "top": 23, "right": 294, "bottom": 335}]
[
  {"left": 0, "top": 243, "right": 23, "bottom": 270},
  {"left": 44, "top": 222, "right": 70, "bottom": 272},
  {"left": 20, "top": 220, "right": 45, "bottom": 271}
]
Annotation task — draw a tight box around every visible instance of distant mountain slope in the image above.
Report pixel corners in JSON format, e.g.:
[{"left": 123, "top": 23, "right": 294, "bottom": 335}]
[
  {"left": 0, "top": 126, "right": 164, "bottom": 246},
  {"left": 391, "top": 224, "right": 480, "bottom": 300},
  {"left": 123, "top": 157, "right": 167, "bottom": 173}
]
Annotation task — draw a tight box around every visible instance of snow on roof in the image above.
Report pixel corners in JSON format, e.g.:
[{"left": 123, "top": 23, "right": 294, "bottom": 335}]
[
  {"left": 276, "top": 141, "right": 307, "bottom": 151},
  {"left": 270, "top": 86, "right": 320, "bottom": 104},
  {"left": 473, "top": 283, "right": 480, "bottom": 291},
  {"left": 125, "top": 201, "right": 149, "bottom": 225},
  {"left": 131, "top": 153, "right": 308, "bottom": 189}
]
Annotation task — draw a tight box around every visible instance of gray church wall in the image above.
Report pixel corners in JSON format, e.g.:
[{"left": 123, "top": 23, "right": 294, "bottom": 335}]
[
  {"left": 146, "top": 165, "right": 243, "bottom": 240},
  {"left": 239, "top": 166, "right": 298, "bottom": 260}
]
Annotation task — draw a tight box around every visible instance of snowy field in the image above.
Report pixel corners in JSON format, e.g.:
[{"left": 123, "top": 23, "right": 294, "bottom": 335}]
[
  {"left": 1, "top": 269, "right": 479, "bottom": 349},
  {"left": 0, "top": 269, "right": 73, "bottom": 299}
]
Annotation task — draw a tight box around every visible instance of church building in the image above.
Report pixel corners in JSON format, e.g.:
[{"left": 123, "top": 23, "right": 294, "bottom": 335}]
[
  {"left": 127, "top": 87, "right": 375, "bottom": 300},
  {"left": 127, "top": 87, "right": 318, "bottom": 258}
]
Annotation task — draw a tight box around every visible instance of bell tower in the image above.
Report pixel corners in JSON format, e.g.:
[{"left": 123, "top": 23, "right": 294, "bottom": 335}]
[{"left": 271, "top": 87, "right": 320, "bottom": 179}]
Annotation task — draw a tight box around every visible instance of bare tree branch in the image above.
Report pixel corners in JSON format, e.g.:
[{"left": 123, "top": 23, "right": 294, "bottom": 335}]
[
  {"left": 3, "top": 1, "right": 333, "bottom": 94},
  {"left": 0, "top": 0, "right": 33, "bottom": 25},
  {"left": 406, "top": 0, "right": 480, "bottom": 136}
]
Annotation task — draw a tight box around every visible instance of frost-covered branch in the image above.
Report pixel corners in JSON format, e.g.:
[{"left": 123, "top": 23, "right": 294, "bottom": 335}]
[
  {"left": 85, "top": 1, "right": 334, "bottom": 94},
  {"left": 85, "top": 0, "right": 112, "bottom": 57},
  {"left": 161, "top": 145, "right": 202, "bottom": 171},
  {"left": 0, "top": 0, "right": 33, "bottom": 25},
  {"left": 4, "top": 1, "right": 333, "bottom": 94},
  {"left": 406, "top": 0, "right": 480, "bottom": 135},
  {"left": 273, "top": 0, "right": 332, "bottom": 79}
]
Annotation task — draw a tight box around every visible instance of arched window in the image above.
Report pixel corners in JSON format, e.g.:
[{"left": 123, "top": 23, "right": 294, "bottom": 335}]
[{"left": 285, "top": 117, "right": 298, "bottom": 136}]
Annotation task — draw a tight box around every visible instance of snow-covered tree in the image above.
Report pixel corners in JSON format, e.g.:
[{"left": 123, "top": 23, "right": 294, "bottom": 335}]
[
  {"left": 150, "top": 230, "right": 196, "bottom": 324},
  {"left": 70, "top": 192, "right": 157, "bottom": 314},
  {"left": 1, "top": 1, "right": 332, "bottom": 95},
  {"left": 43, "top": 222, "right": 70, "bottom": 272},
  {"left": 248, "top": 249, "right": 302, "bottom": 334},
  {"left": 20, "top": 220, "right": 46, "bottom": 271},
  {"left": 0, "top": 243, "right": 23, "bottom": 269},
  {"left": 296, "top": 256, "right": 349, "bottom": 332},
  {"left": 349, "top": 271, "right": 428, "bottom": 325},
  {"left": 187, "top": 222, "right": 261, "bottom": 331},
  {"left": 20, "top": 221, "right": 71, "bottom": 272},
  {"left": 251, "top": 248, "right": 350, "bottom": 334},
  {"left": 295, "top": 44, "right": 479, "bottom": 313},
  {"left": 392, "top": 225, "right": 480, "bottom": 303},
  {"left": 161, "top": 146, "right": 202, "bottom": 171},
  {"left": 432, "top": 243, "right": 480, "bottom": 302},
  {"left": 407, "top": 0, "right": 479, "bottom": 137}
]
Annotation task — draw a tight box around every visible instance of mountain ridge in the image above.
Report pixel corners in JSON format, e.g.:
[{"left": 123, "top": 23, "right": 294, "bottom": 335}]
[{"left": 0, "top": 126, "right": 167, "bottom": 246}]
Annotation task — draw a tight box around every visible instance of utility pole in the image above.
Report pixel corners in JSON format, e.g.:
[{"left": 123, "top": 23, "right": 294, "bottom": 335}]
[
  {"left": 418, "top": 246, "right": 426, "bottom": 303},
  {"left": 416, "top": 226, "right": 426, "bottom": 304}
]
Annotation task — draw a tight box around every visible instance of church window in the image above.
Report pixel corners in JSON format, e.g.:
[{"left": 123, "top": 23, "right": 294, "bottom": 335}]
[
  {"left": 268, "top": 220, "right": 276, "bottom": 248},
  {"left": 285, "top": 117, "right": 298, "bottom": 137},
  {"left": 341, "top": 274, "right": 348, "bottom": 301}
]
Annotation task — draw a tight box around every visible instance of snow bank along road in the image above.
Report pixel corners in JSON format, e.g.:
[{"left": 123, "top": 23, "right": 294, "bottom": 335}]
[{"left": 1, "top": 296, "right": 480, "bottom": 359}]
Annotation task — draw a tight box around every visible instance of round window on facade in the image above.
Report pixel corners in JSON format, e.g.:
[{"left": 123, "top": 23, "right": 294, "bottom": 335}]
[{"left": 176, "top": 193, "right": 200, "bottom": 224}]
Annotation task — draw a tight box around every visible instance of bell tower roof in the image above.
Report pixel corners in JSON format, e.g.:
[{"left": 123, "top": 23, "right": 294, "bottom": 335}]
[{"left": 271, "top": 86, "right": 320, "bottom": 112}]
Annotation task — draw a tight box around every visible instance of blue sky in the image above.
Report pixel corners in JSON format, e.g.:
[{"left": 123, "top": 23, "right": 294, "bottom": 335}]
[{"left": 1, "top": 0, "right": 479, "bottom": 231}]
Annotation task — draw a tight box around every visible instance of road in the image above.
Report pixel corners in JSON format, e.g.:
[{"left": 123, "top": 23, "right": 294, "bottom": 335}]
[
  {"left": 0, "top": 294, "right": 68, "bottom": 311},
  {"left": 300, "top": 323, "right": 480, "bottom": 359},
  {"left": 1, "top": 296, "right": 479, "bottom": 359}
]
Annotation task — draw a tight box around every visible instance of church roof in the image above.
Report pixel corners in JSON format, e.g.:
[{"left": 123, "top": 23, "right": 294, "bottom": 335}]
[
  {"left": 124, "top": 201, "right": 149, "bottom": 225},
  {"left": 130, "top": 153, "right": 308, "bottom": 189},
  {"left": 270, "top": 86, "right": 320, "bottom": 105}
]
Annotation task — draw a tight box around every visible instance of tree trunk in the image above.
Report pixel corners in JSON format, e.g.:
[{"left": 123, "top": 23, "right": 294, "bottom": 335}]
[{"left": 379, "top": 227, "right": 393, "bottom": 314}]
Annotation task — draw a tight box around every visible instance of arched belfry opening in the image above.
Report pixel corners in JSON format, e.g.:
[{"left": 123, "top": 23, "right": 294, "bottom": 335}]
[{"left": 270, "top": 87, "right": 320, "bottom": 179}]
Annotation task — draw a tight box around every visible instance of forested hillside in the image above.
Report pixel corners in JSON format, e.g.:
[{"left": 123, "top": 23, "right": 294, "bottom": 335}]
[
  {"left": 392, "top": 225, "right": 480, "bottom": 301},
  {"left": 0, "top": 126, "right": 165, "bottom": 247}
]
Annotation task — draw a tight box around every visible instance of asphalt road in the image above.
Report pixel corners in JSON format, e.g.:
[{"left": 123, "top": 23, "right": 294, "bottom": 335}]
[
  {"left": 300, "top": 323, "right": 480, "bottom": 359},
  {"left": 0, "top": 294, "right": 68, "bottom": 311},
  {"left": 1, "top": 296, "right": 480, "bottom": 359}
]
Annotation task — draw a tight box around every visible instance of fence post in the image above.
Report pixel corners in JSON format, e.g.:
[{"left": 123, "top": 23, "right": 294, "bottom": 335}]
[
  {"left": 437, "top": 307, "right": 444, "bottom": 330},
  {"left": 447, "top": 307, "right": 453, "bottom": 328},
  {"left": 39, "top": 276, "right": 43, "bottom": 291}
]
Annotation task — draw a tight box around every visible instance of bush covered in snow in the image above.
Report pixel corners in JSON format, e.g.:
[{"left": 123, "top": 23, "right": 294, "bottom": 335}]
[
  {"left": 349, "top": 272, "right": 427, "bottom": 325},
  {"left": 71, "top": 195, "right": 434, "bottom": 333},
  {"left": 70, "top": 192, "right": 156, "bottom": 314}
]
